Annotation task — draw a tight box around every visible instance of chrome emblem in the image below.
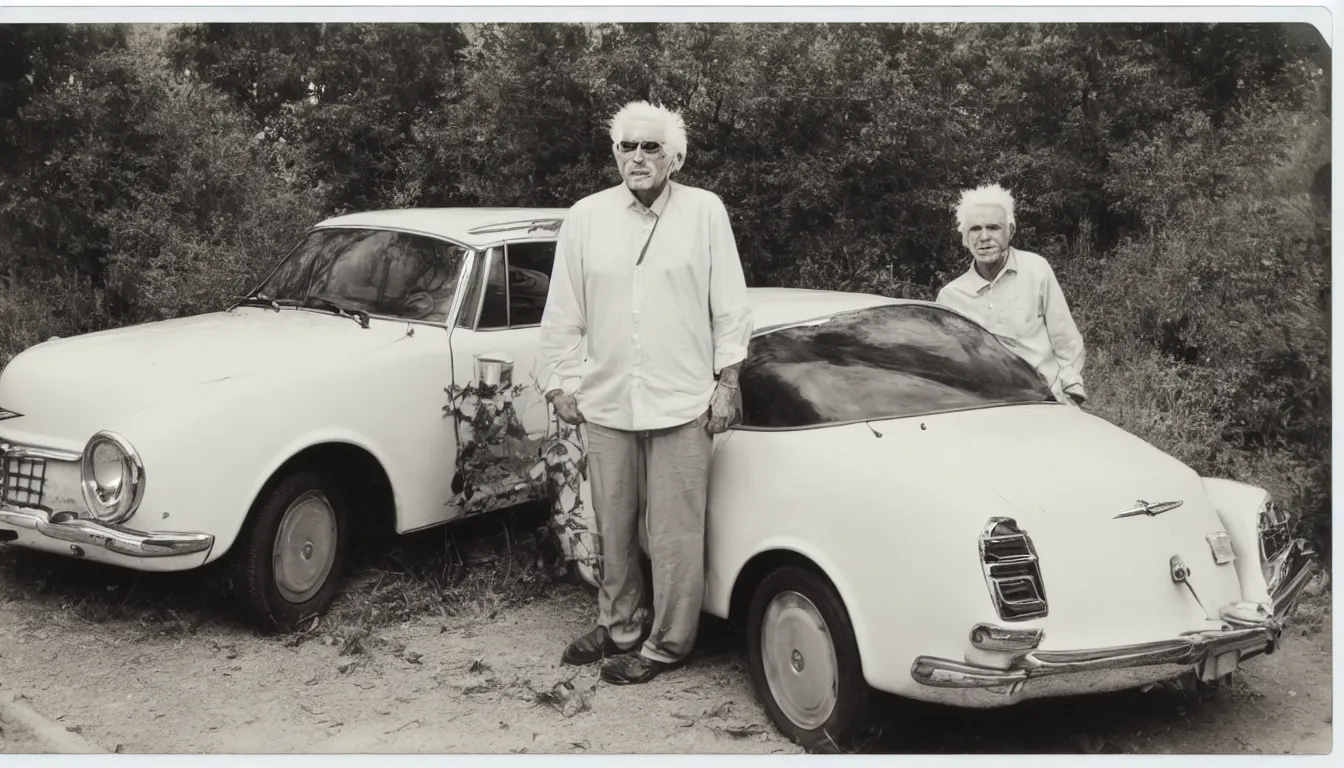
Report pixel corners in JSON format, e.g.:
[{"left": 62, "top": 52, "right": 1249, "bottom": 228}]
[{"left": 1114, "top": 499, "right": 1184, "bottom": 519}]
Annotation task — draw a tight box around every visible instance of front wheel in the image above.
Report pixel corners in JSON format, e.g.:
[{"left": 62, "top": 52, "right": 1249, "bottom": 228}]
[
  {"left": 230, "top": 468, "right": 351, "bottom": 632},
  {"left": 746, "top": 566, "right": 874, "bottom": 751}
]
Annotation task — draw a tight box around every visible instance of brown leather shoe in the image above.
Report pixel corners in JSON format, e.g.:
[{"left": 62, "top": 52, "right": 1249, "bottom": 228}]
[
  {"left": 561, "top": 625, "right": 647, "bottom": 666},
  {"left": 599, "top": 653, "right": 685, "bottom": 685}
]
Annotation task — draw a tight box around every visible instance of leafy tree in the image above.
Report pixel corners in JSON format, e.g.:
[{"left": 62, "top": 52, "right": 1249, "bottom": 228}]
[{"left": 167, "top": 22, "right": 472, "bottom": 211}]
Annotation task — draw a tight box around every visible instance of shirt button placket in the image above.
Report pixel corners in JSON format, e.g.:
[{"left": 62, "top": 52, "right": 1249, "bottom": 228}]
[{"left": 632, "top": 242, "right": 644, "bottom": 429}]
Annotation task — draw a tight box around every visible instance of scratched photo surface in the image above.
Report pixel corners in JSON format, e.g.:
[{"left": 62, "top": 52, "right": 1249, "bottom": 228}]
[{"left": 0, "top": 17, "right": 1330, "bottom": 759}]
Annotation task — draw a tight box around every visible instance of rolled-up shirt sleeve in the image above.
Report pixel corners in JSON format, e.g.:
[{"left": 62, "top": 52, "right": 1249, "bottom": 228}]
[
  {"left": 1041, "top": 262, "right": 1086, "bottom": 397},
  {"left": 539, "top": 214, "right": 587, "bottom": 394},
  {"left": 706, "top": 196, "right": 753, "bottom": 373}
]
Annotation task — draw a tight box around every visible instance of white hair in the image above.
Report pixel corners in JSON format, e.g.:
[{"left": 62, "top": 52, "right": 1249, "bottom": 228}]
[
  {"left": 608, "top": 100, "right": 688, "bottom": 172},
  {"left": 954, "top": 183, "right": 1016, "bottom": 234}
]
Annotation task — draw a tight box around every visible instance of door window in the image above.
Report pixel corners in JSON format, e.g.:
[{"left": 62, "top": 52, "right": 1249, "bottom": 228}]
[
  {"left": 506, "top": 241, "right": 556, "bottom": 327},
  {"left": 469, "top": 241, "right": 557, "bottom": 330}
]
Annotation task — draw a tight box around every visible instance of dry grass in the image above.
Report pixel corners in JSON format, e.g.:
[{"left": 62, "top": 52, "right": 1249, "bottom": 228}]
[{"left": 0, "top": 501, "right": 569, "bottom": 649}]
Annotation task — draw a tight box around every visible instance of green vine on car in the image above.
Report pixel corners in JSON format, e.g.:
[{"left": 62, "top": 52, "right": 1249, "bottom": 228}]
[
  {"left": 443, "top": 379, "right": 601, "bottom": 579},
  {"left": 444, "top": 379, "right": 538, "bottom": 514},
  {"left": 543, "top": 412, "right": 603, "bottom": 583}
]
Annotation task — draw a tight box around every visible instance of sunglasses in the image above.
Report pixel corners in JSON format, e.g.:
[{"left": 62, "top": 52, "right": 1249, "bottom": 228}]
[{"left": 616, "top": 141, "right": 664, "bottom": 155}]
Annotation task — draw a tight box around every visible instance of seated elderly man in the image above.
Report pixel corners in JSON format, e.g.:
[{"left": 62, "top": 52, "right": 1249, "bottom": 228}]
[{"left": 935, "top": 183, "right": 1088, "bottom": 407}]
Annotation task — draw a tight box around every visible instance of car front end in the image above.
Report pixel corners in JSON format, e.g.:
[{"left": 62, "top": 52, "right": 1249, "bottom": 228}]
[
  {"left": 0, "top": 426, "right": 215, "bottom": 571},
  {"left": 0, "top": 305, "right": 417, "bottom": 574}
]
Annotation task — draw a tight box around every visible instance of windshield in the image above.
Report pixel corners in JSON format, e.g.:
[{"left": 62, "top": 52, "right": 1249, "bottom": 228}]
[
  {"left": 739, "top": 303, "right": 1057, "bottom": 428},
  {"left": 254, "top": 227, "right": 470, "bottom": 323}
]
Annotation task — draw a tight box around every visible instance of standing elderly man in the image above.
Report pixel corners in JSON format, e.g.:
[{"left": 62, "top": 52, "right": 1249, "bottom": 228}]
[
  {"left": 936, "top": 183, "right": 1088, "bottom": 406},
  {"left": 538, "top": 100, "right": 753, "bottom": 685}
]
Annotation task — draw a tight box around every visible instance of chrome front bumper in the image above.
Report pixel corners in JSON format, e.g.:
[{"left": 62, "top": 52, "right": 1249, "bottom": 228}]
[
  {"left": 910, "top": 539, "right": 1323, "bottom": 708},
  {"left": 0, "top": 503, "right": 214, "bottom": 571}
]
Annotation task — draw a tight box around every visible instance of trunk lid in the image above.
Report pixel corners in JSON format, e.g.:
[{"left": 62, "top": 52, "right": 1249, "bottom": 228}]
[{"left": 896, "top": 404, "right": 1246, "bottom": 647}]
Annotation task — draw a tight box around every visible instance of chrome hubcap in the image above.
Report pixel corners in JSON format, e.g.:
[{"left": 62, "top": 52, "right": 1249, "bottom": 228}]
[
  {"left": 273, "top": 490, "right": 338, "bottom": 604},
  {"left": 761, "top": 590, "right": 838, "bottom": 730}
]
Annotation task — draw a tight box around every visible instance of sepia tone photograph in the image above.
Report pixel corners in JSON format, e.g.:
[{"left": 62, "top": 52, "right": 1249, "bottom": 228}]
[{"left": 0, "top": 8, "right": 1332, "bottom": 757}]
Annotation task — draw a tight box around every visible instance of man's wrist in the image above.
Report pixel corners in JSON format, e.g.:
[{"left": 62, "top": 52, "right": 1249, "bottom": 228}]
[{"left": 715, "top": 362, "right": 743, "bottom": 388}]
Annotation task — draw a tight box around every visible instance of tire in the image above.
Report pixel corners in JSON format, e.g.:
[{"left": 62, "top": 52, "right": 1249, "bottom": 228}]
[
  {"left": 230, "top": 468, "right": 352, "bottom": 633},
  {"left": 746, "top": 565, "right": 874, "bottom": 751}
]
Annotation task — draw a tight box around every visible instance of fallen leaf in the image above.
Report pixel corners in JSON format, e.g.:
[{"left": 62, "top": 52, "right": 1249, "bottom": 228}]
[{"left": 716, "top": 723, "right": 764, "bottom": 739}]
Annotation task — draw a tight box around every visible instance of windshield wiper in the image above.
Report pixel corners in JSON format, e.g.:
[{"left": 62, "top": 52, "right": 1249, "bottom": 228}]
[
  {"left": 302, "top": 295, "right": 371, "bottom": 329},
  {"left": 234, "top": 292, "right": 369, "bottom": 328},
  {"left": 234, "top": 292, "right": 287, "bottom": 312}
]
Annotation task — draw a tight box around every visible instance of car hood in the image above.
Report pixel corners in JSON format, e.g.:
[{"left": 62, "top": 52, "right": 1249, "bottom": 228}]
[{"left": 0, "top": 307, "right": 413, "bottom": 440}]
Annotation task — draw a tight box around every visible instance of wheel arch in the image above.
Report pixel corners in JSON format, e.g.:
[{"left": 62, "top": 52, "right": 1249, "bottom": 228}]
[
  {"left": 729, "top": 547, "right": 841, "bottom": 623},
  {"left": 725, "top": 543, "right": 876, "bottom": 682},
  {"left": 222, "top": 440, "right": 398, "bottom": 561}
]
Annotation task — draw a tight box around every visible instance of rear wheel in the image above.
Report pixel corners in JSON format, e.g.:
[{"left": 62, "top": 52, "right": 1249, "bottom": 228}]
[
  {"left": 231, "top": 468, "right": 351, "bottom": 632},
  {"left": 746, "top": 566, "right": 874, "bottom": 751}
]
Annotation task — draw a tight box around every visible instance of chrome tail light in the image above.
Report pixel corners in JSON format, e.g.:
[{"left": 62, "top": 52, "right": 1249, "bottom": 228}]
[
  {"left": 1258, "top": 495, "right": 1290, "bottom": 565},
  {"left": 979, "top": 517, "right": 1049, "bottom": 621}
]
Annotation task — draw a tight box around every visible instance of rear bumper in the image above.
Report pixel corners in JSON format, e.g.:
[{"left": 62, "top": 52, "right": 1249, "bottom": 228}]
[
  {"left": 0, "top": 502, "right": 214, "bottom": 572},
  {"left": 910, "top": 538, "right": 1322, "bottom": 708}
]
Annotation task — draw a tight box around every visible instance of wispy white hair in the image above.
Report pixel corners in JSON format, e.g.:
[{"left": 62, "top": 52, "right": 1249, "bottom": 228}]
[
  {"left": 954, "top": 183, "right": 1016, "bottom": 234},
  {"left": 609, "top": 100, "right": 688, "bottom": 172}
]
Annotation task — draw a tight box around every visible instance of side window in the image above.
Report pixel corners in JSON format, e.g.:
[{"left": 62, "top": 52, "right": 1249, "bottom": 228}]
[
  {"left": 476, "top": 249, "right": 509, "bottom": 329},
  {"left": 506, "top": 241, "right": 556, "bottom": 327}
]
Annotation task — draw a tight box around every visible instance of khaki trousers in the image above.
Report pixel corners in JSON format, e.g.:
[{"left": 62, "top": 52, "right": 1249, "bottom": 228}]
[{"left": 585, "top": 418, "right": 713, "bottom": 664}]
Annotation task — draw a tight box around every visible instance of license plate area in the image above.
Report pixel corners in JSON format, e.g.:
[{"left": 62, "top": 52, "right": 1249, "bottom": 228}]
[
  {"left": 1207, "top": 532, "right": 1236, "bottom": 565},
  {"left": 1198, "top": 649, "right": 1239, "bottom": 682}
]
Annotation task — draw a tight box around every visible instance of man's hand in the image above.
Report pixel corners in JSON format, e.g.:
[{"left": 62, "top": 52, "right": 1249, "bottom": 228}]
[
  {"left": 704, "top": 363, "right": 743, "bottom": 434},
  {"left": 547, "top": 389, "right": 585, "bottom": 425},
  {"left": 703, "top": 382, "right": 737, "bottom": 434}
]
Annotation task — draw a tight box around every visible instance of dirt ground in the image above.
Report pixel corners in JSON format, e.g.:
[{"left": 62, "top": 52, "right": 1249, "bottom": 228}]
[{"left": 0, "top": 539, "right": 1333, "bottom": 755}]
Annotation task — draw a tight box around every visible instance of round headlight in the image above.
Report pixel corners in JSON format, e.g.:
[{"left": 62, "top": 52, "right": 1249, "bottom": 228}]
[{"left": 80, "top": 431, "right": 145, "bottom": 524}]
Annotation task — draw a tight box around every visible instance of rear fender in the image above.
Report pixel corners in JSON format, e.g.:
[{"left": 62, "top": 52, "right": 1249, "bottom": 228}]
[
  {"left": 723, "top": 536, "right": 875, "bottom": 678},
  {"left": 1200, "top": 477, "right": 1271, "bottom": 605}
]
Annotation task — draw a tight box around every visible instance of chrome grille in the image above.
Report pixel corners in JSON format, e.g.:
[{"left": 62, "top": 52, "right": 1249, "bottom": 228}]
[{"left": 1, "top": 449, "right": 46, "bottom": 508}]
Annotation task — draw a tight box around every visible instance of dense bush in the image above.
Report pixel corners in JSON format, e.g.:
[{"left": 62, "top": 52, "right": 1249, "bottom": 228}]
[
  {"left": 0, "top": 21, "right": 1331, "bottom": 555},
  {"left": 0, "top": 26, "right": 320, "bottom": 356}
]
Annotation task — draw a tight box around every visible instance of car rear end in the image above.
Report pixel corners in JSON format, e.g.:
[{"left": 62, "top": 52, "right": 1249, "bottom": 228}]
[{"left": 908, "top": 472, "right": 1320, "bottom": 708}]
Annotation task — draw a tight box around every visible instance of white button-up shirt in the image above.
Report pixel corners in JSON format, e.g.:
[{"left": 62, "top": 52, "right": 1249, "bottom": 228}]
[
  {"left": 936, "top": 248, "right": 1087, "bottom": 401},
  {"left": 539, "top": 181, "right": 754, "bottom": 431}
]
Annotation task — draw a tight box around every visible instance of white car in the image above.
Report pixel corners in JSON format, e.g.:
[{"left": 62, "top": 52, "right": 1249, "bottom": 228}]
[
  {"left": 0, "top": 208, "right": 1321, "bottom": 750},
  {"left": 706, "top": 295, "right": 1320, "bottom": 747}
]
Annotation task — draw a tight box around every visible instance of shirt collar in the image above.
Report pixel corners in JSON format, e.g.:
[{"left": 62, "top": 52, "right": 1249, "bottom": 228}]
[
  {"left": 626, "top": 181, "right": 672, "bottom": 217},
  {"left": 959, "top": 247, "right": 1018, "bottom": 292}
]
